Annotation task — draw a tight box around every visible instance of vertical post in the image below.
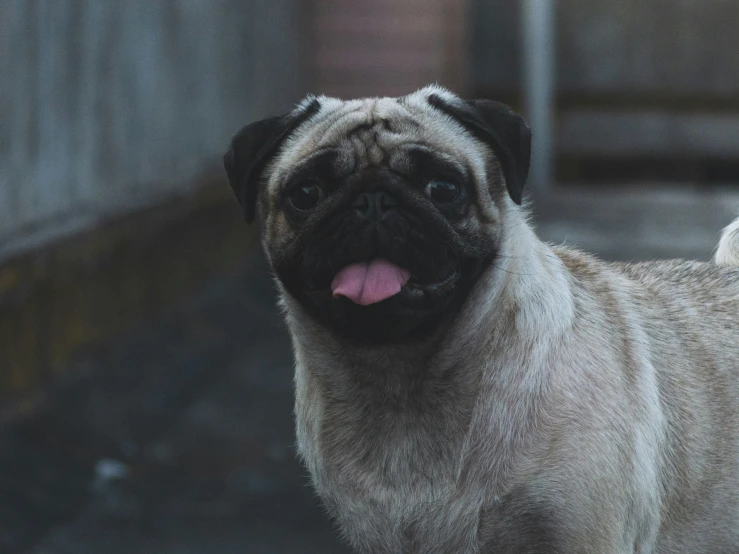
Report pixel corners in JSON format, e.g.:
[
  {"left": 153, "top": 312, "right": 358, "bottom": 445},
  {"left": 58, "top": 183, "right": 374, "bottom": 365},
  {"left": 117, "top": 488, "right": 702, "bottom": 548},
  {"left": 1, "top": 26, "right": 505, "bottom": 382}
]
[{"left": 521, "top": 0, "right": 556, "bottom": 192}]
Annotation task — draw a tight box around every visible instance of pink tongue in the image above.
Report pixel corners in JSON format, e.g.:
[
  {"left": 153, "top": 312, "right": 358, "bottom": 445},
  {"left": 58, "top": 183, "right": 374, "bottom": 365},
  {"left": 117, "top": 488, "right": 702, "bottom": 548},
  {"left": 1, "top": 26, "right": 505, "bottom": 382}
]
[{"left": 331, "top": 259, "right": 411, "bottom": 306}]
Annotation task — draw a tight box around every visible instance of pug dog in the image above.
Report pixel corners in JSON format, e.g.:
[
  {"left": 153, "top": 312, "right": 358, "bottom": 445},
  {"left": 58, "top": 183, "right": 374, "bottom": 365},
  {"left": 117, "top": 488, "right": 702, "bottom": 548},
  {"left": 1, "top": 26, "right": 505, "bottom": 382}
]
[{"left": 224, "top": 86, "right": 739, "bottom": 554}]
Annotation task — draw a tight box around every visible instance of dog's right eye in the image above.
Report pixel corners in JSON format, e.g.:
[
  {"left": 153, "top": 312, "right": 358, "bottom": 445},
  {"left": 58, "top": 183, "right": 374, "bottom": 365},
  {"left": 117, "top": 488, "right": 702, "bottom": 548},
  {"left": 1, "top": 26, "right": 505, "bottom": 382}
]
[{"left": 289, "top": 182, "right": 324, "bottom": 211}]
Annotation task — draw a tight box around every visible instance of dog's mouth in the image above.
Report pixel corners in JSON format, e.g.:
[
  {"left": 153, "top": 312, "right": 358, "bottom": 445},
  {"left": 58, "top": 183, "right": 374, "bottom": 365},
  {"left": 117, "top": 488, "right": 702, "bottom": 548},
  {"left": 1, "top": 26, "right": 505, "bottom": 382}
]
[
  {"left": 329, "top": 258, "right": 460, "bottom": 307},
  {"left": 284, "top": 246, "right": 484, "bottom": 342}
]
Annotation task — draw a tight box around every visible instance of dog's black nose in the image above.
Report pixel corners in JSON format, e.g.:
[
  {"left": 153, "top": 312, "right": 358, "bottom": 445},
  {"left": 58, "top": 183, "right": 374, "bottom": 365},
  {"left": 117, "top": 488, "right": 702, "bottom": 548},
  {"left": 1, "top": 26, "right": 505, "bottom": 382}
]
[{"left": 352, "top": 192, "right": 400, "bottom": 220}]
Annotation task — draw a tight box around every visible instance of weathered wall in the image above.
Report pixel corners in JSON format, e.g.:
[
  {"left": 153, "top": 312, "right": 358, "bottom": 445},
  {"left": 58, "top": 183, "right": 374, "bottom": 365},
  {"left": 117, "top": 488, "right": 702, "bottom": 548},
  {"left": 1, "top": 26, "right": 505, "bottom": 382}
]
[
  {"left": 0, "top": 0, "right": 305, "bottom": 261},
  {"left": 473, "top": 0, "right": 739, "bottom": 94},
  {"left": 471, "top": 0, "right": 739, "bottom": 165}
]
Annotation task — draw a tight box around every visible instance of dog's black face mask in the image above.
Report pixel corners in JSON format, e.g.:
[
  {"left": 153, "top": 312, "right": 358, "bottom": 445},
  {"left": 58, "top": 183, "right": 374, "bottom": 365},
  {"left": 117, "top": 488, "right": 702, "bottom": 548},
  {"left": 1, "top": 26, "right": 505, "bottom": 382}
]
[
  {"left": 224, "top": 92, "right": 531, "bottom": 344},
  {"left": 272, "top": 151, "right": 491, "bottom": 343}
]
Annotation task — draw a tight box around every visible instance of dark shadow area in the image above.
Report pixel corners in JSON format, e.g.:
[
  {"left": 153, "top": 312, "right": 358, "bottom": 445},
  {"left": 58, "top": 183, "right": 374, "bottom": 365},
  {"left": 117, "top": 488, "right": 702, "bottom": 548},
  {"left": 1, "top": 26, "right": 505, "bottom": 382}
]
[{"left": 1, "top": 257, "right": 348, "bottom": 553}]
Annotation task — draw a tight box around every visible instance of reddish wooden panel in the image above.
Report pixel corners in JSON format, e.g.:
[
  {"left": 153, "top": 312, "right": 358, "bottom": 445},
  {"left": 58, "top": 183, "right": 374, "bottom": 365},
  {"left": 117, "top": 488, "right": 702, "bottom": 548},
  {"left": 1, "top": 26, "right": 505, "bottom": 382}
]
[{"left": 308, "top": 0, "right": 469, "bottom": 98}]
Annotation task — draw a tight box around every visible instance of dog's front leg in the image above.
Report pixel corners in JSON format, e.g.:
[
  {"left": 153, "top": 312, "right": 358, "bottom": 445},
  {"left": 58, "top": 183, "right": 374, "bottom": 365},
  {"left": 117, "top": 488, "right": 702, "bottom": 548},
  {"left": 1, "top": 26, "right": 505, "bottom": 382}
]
[{"left": 476, "top": 499, "right": 641, "bottom": 554}]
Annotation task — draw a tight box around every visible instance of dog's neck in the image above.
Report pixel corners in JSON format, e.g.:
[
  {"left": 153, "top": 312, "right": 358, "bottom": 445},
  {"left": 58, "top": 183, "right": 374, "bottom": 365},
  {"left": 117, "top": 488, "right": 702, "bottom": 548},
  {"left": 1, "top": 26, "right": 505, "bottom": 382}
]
[{"left": 282, "top": 211, "right": 572, "bottom": 459}]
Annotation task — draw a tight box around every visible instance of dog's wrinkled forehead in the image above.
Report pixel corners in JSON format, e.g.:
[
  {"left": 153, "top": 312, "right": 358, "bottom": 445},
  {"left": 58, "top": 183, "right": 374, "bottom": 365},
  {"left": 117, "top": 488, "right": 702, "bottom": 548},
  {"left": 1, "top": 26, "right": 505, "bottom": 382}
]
[{"left": 266, "top": 86, "right": 491, "bottom": 195}]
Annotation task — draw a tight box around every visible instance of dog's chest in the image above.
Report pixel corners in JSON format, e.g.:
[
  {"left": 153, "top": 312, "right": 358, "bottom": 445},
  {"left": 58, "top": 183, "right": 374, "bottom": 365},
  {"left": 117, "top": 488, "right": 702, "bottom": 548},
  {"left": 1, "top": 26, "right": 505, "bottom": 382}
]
[
  {"left": 317, "top": 463, "right": 484, "bottom": 554},
  {"left": 297, "top": 398, "right": 484, "bottom": 552},
  {"left": 292, "top": 353, "right": 499, "bottom": 552},
  {"left": 314, "top": 462, "right": 562, "bottom": 554}
]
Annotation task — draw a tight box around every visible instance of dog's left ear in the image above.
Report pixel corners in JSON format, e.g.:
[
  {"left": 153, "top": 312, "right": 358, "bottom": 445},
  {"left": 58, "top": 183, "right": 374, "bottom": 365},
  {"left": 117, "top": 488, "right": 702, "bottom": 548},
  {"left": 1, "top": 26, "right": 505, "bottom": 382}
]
[
  {"left": 428, "top": 95, "right": 531, "bottom": 205},
  {"left": 224, "top": 99, "right": 321, "bottom": 224}
]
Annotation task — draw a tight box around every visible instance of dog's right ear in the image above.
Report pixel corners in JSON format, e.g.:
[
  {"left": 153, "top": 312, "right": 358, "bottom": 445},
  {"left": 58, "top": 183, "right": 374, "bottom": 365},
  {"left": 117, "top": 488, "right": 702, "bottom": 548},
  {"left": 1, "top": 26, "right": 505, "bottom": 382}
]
[{"left": 223, "top": 99, "right": 321, "bottom": 224}]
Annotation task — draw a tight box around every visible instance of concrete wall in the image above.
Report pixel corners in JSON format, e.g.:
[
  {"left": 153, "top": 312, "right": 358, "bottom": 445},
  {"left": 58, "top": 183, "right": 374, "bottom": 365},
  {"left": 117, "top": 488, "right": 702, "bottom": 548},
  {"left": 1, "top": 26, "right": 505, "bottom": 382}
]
[{"left": 0, "top": 0, "right": 304, "bottom": 261}]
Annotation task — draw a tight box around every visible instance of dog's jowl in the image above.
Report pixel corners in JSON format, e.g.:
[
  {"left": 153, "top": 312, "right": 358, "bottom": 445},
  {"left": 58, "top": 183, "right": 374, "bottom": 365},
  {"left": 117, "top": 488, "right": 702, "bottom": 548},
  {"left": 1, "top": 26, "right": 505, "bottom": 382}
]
[{"left": 224, "top": 86, "right": 739, "bottom": 554}]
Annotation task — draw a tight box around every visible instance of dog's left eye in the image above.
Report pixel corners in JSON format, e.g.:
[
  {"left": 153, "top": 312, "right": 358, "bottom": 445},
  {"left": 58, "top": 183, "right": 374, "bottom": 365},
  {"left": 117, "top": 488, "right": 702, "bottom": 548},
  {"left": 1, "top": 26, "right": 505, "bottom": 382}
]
[
  {"left": 424, "top": 179, "right": 459, "bottom": 203},
  {"left": 289, "top": 182, "right": 324, "bottom": 211}
]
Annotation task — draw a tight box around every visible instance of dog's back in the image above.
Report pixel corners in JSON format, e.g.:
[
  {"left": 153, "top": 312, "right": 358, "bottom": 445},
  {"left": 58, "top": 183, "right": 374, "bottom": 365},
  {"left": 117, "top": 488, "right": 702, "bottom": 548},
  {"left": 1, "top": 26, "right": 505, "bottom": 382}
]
[{"left": 566, "top": 218, "right": 739, "bottom": 553}]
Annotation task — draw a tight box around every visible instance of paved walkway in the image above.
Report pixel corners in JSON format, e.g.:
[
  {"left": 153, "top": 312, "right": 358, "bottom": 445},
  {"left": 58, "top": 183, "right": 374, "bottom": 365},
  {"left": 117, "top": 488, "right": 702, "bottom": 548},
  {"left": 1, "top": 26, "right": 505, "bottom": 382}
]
[{"left": 2, "top": 185, "right": 738, "bottom": 553}]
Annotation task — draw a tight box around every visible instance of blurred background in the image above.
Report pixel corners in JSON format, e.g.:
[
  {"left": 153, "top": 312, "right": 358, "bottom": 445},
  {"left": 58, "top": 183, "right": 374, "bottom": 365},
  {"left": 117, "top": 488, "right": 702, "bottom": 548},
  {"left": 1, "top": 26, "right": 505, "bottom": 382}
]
[{"left": 1, "top": 1, "right": 739, "bottom": 552}]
